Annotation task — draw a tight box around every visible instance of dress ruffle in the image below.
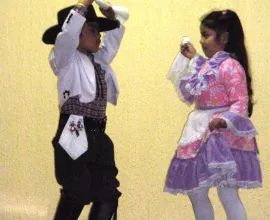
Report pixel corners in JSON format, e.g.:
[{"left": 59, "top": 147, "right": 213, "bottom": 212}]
[
  {"left": 164, "top": 133, "right": 262, "bottom": 195},
  {"left": 222, "top": 111, "right": 258, "bottom": 138}
]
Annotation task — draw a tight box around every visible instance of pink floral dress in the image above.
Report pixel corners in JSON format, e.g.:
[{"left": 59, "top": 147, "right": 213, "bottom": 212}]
[{"left": 164, "top": 51, "right": 262, "bottom": 194}]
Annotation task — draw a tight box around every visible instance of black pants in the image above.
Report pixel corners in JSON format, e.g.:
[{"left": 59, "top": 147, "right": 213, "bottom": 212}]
[
  {"left": 52, "top": 114, "right": 121, "bottom": 219},
  {"left": 54, "top": 191, "right": 118, "bottom": 220}
]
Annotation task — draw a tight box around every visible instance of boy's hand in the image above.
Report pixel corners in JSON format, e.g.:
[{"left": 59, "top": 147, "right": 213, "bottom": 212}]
[
  {"left": 180, "top": 43, "right": 196, "bottom": 59},
  {"left": 100, "top": 5, "right": 116, "bottom": 20},
  {"left": 79, "top": 0, "right": 95, "bottom": 7}
]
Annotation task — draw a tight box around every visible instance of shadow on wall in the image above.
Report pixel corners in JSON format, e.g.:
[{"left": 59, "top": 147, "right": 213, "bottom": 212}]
[{"left": 0, "top": 194, "right": 50, "bottom": 220}]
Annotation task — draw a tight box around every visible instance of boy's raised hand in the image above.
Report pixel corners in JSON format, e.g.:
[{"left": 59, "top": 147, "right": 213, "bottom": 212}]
[
  {"left": 99, "top": 4, "right": 116, "bottom": 20},
  {"left": 79, "top": 0, "right": 95, "bottom": 7}
]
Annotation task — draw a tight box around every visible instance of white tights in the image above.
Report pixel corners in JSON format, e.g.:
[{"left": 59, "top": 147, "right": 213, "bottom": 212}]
[{"left": 188, "top": 187, "right": 247, "bottom": 220}]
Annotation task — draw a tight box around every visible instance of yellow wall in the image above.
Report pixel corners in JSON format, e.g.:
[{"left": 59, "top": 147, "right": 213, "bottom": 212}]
[{"left": 1, "top": 0, "right": 270, "bottom": 219}]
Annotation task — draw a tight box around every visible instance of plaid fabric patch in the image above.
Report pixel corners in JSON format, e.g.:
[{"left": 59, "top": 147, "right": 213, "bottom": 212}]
[
  {"left": 61, "top": 54, "right": 107, "bottom": 119},
  {"left": 73, "top": 4, "right": 88, "bottom": 16}
]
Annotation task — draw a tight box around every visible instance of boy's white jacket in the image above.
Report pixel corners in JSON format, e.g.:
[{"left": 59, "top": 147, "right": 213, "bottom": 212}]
[{"left": 49, "top": 9, "right": 125, "bottom": 107}]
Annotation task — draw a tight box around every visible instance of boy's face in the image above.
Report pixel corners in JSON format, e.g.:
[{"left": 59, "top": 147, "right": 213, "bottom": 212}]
[
  {"left": 79, "top": 22, "right": 101, "bottom": 53},
  {"left": 199, "top": 25, "right": 226, "bottom": 58}
]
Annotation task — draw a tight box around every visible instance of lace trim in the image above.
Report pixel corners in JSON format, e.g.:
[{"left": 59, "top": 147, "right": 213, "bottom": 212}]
[
  {"left": 223, "top": 118, "right": 258, "bottom": 138},
  {"left": 164, "top": 161, "right": 261, "bottom": 195},
  {"left": 208, "top": 161, "right": 237, "bottom": 174},
  {"left": 164, "top": 181, "right": 262, "bottom": 195},
  {"left": 186, "top": 76, "right": 209, "bottom": 96}
]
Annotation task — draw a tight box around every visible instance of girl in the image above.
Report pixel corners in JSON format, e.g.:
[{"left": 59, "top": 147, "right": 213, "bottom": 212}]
[{"left": 164, "top": 10, "right": 262, "bottom": 220}]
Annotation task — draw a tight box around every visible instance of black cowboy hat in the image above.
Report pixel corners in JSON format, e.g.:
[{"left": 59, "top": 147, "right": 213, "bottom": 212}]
[{"left": 42, "top": 5, "right": 119, "bottom": 44}]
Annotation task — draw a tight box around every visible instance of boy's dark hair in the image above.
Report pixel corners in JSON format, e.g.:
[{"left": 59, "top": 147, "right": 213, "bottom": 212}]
[{"left": 201, "top": 10, "right": 253, "bottom": 117}]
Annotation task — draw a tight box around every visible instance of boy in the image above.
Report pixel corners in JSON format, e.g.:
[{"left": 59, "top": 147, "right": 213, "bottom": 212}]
[{"left": 42, "top": 0, "right": 125, "bottom": 219}]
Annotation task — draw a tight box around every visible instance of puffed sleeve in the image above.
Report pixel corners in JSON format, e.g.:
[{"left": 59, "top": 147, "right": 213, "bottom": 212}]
[
  {"left": 219, "top": 59, "right": 257, "bottom": 137},
  {"left": 176, "top": 54, "right": 206, "bottom": 105}
]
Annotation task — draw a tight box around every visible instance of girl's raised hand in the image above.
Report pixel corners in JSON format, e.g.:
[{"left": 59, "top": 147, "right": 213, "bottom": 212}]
[{"left": 180, "top": 43, "right": 196, "bottom": 59}]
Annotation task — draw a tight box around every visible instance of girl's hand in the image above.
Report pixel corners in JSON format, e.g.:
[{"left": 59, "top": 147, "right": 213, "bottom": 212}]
[
  {"left": 208, "top": 118, "right": 227, "bottom": 132},
  {"left": 180, "top": 43, "right": 196, "bottom": 59}
]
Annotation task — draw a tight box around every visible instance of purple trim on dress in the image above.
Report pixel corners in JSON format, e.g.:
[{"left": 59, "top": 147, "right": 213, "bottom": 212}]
[
  {"left": 164, "top": 133, "right": 262, "bottom": 195},
  {"left": 196, "top": 105, "right": 231, "bottom": 110},
  {"left": 185, "top": 51, "right": 230, "bottom": 96},
  {"left": 178, "top": 76, "right": 195, "bottom": 105},
  {"left": 222, "top": 111, "right": 258, "bottom": 137},
  {"left": 176, "top": 54, "right": 206, "bottom": 104},
  {"left": 190, "top": 54, "right": 207, "bottom": 75}
]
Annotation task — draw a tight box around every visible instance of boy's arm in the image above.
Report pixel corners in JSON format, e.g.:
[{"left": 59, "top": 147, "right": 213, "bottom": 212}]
[
  {"left": 94, "top": 7, "right": 125, "bottom": 64},
  {"left": 53, "top": 1, "right": 93, "bottom": 70},
  {"left": 94, "top": 25, "right": 125, "bottom": 64}
]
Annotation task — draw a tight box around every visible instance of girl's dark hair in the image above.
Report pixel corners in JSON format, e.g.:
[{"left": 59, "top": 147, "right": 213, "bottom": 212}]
[{"left": 201, "top": 10, "right": 253, "bottom": 117}]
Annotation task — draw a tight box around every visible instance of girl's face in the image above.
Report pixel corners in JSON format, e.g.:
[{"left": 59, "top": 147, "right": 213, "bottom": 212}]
[{"left": 200, "top": 25, "right": 226, "bottom": 58}]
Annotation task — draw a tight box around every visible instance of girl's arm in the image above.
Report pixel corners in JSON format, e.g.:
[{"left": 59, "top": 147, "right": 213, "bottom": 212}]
[{"left": 210, "top": 59, "right": 257, "bottom": 137}]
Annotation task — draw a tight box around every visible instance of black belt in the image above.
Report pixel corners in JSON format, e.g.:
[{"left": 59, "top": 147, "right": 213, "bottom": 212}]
[{"left": 59, "top": 113, "right": 106, "bottom": 132}]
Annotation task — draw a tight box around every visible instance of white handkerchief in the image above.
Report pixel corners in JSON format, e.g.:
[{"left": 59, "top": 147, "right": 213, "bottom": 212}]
[
  {"left": 113, "top": 6, "right": 129, "bottom": 24},
  {"left": 95, "top": 0, "right": 129, "bottom": 25},
  {"left": 167, "top": 37, "right": 191, "bottom": 86},
  {"left": 95, "top": 0, "right": 110, "bottom": 10},
  {"left": 167, "top": 52, "right": 190, "bottom": 87},
  {"left": 59, "top": 115, "right": 88, "bottom": 160}
]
